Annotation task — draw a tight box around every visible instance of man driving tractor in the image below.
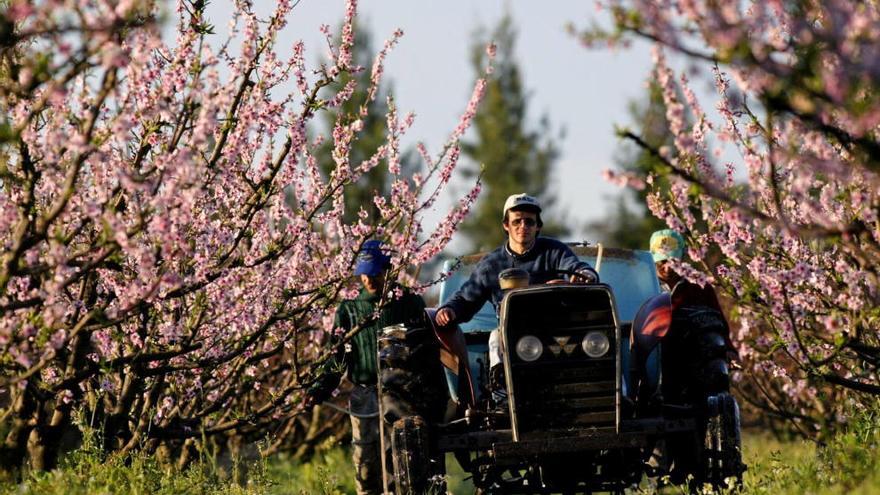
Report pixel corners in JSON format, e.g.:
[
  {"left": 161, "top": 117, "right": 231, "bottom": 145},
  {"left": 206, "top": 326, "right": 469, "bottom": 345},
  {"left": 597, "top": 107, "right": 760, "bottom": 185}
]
[{"left": 434, "top": 193, "right": 600, "bottom": 393}]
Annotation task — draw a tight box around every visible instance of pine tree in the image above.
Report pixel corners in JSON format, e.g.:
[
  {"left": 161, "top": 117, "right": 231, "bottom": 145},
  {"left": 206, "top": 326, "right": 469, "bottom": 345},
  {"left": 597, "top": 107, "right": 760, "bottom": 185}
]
[
  {"left": 586, "top": 82, "right": 670, "bottom": 249},
  {"left": 315, "top": 23, "right": 414, "bottom": 223},
  {"left": 458, "top": 14, "right": 565, "bottom": 252}
]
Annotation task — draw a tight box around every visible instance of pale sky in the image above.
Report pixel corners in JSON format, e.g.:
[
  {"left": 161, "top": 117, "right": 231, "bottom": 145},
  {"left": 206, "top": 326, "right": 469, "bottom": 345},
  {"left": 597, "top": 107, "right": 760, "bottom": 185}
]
[{"left": 202, "top": 1, "right": 658, "bottom": 250}]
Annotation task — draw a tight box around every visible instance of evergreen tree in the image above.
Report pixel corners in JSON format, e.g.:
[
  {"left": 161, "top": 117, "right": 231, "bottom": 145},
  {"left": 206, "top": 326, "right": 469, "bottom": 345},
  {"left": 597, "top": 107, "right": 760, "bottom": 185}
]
[
  {"left": 315, "top": 23, "right": 414, "bottom": 223},
  {"left": 459, "top": 14, "right": 565, "bottom": 252},
  {"left": 586, "top": 82, "right": 670, "bottom": 249}
]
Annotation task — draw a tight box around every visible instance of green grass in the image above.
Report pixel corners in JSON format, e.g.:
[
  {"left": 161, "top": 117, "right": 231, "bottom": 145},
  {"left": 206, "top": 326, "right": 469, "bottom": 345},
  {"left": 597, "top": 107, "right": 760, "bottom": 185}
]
[
  {"left": 2, "top": 409, "right": 879, "bottom": 494},
  {"left": 264, "top": 450, "right": 472, "bottom": 494},
  {"left": 637, "top": 407, "right": 880, "bottom": 494},
  {"left": 265, "top": 448, "right": 356, "bottom": 495},
  {"left": 0, "top": 449, "right": 265, "bottom": 495},
  {"left": 734, "top": 417, "right": 880, "bottom": 495}
]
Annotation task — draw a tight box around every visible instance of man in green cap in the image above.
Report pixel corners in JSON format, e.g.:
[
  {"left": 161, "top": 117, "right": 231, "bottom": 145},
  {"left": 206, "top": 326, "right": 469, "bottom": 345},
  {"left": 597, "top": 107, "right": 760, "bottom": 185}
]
[
  {"left": 649, "top": 228, "right": 687, "bottom": 291},
  {"left": 309, "top": 240, "right": 426, "bottom": 495},
  {"left": 646, "top": 229, "right": 734, "bottom": 482},
  {"left": 649, "top": 228, "right": 725, "bottom": 310}
]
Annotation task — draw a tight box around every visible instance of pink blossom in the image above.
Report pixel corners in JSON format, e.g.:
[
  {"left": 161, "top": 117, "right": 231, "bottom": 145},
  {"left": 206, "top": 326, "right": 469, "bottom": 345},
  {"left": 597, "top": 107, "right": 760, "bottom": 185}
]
[
  {"left": 0, "top": 0, "right": 500, "bottom": 467},
  {"left": 582, "top": 0, "right": 880, "bottom": 430}
]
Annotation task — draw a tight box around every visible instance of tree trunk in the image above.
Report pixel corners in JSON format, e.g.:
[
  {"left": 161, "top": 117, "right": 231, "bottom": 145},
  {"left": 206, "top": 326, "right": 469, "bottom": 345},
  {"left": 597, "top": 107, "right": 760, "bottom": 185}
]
[
  {"left": 25, "top": 395, "right": 48, "bottom": 471},
  {"left": 1, "top": 383, "right": 38, "bottom": 474}
]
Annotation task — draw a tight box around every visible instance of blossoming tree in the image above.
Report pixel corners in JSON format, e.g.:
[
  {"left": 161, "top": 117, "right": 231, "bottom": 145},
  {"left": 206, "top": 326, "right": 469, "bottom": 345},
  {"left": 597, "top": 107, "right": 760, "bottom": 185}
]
[
  {"left": 581, "top": 1, "right": 880, "bottom": 435},
  {"left": 0, "top": 0, "right": 487, "bottom": 470}
]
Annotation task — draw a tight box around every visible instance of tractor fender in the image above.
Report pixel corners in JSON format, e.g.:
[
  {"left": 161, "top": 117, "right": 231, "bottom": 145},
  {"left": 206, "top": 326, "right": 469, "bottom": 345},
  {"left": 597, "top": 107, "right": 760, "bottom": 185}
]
[
  {"left": 424, "top": 308, "right": 476, "bottom": 407},
  {"left": 631, "top": 292, "right": 672, "bottom": 357}
]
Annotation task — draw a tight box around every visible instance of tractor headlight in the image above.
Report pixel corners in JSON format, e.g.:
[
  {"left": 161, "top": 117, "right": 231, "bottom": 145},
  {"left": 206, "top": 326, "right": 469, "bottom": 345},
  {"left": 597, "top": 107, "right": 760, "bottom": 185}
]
[
  {"left": 581, "top": 331, "right": 610, "bottom": 358},
  {"left": 515, "top": 335, "right": 543, "bottom": 362}
]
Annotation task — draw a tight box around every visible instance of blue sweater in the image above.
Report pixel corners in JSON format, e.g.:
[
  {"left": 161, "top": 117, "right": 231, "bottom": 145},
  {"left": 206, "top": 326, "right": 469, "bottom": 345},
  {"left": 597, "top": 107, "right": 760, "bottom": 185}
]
[{"left": 441, "top": 238, "right": 597, "bottom": 323}]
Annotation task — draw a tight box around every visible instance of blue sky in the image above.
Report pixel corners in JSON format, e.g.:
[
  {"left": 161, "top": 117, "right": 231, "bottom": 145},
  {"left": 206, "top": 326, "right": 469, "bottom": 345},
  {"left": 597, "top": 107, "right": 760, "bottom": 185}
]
[{"left": 203, "top": 1, "right": 658, "bottom": 249}]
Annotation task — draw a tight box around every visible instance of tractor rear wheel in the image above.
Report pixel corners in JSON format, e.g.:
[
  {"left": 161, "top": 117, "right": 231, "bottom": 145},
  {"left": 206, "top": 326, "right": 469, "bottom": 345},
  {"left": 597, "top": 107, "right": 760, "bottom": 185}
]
[
  {"left": 704, "top": 392, "right": 745, "bottom": 489},
  {"left": 391, "top": 415, "right": 445, "bottom": 494}
]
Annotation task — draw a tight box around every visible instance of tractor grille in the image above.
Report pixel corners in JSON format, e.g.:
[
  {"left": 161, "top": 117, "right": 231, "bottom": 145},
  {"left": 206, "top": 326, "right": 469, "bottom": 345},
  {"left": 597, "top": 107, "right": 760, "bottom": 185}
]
[
  {"left": 510, "top": 329, "right": 617, "bottom": 437},
  {"left": 501, "top": 286, "right": 620, "bottom": 440}
]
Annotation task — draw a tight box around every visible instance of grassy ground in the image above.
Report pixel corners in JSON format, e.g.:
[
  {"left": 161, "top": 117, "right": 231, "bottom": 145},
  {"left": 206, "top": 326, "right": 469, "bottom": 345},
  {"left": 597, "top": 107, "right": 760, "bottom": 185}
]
[
  {"left": 266, "top": 431, "right": 874, "bottom": 495},
  {"left": 263, "top": 449, "right": 473, "bottom": 494},
  {"left": 2, "top": 411, "right": 879, "bottom": 494},
  {"left": 733, "top": 422, "right": 880, "bottom": 495}
]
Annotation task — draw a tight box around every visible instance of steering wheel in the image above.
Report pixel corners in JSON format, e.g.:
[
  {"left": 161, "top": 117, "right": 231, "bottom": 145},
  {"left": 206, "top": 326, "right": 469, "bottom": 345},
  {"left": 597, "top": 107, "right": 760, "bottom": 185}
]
[{"left": 542, "top": 268, "right": 597, "bottom": 285}]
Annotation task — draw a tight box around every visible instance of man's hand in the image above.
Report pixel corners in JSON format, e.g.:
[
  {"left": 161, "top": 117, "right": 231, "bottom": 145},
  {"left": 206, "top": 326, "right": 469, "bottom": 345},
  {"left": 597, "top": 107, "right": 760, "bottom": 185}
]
[
  {"left": 572, "top": 269, "right": 599, "bottom": 284},
  {"left": 435, "top": 307, "right": 456, "bottom": 326}
]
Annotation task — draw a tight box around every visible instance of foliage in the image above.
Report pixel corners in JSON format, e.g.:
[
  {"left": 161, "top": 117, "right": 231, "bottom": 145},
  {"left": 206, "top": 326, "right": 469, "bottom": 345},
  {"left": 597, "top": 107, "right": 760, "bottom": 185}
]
[
  {"left": 458, "top": 13, "right": 565, "bottom": 252},
  {"left": 0, "top": 421, "right": 270, "bottom": 495},
  {"left": 580, "top": 0, "right": 880, "bottom": 436},
  {"left": 738, "top": 403, "right": 880, "bottom": 495},
  {"left": 268, "top": 450, "right": 474, "bottom": 495},
  {"left": 265, "top": 448, "right": 356, "bottom": 495},
  {"left": 6, "top": 411, "right": 880, "bottom": 495},
  {"left": 0, "top": 0, "right": 488, "bottom": 472},
  {"left": 622, "top": 404, "right": 880, "bottom": 494}
]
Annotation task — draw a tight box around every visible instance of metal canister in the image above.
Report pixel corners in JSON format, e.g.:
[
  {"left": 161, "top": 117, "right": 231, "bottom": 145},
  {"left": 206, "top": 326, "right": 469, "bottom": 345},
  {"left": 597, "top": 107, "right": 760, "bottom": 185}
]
[{"left": 498, "top": 267, "right": 530, "bottom": 290}]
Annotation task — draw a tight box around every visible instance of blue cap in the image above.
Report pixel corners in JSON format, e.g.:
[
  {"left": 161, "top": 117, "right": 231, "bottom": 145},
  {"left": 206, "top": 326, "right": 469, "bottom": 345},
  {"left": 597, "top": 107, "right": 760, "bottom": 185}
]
[
  {"left": 354, "top": 240, "right": 391, "bottom": 276},
  {"left": 649, "top": 229, "right": 686, "bottom": 262}
]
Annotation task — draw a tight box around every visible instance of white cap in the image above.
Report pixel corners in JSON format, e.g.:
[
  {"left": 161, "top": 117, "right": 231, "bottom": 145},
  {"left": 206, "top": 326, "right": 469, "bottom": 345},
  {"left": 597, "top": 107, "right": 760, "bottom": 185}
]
[{"left": 502, "top": 193, "right": 542, "bottom": 219}]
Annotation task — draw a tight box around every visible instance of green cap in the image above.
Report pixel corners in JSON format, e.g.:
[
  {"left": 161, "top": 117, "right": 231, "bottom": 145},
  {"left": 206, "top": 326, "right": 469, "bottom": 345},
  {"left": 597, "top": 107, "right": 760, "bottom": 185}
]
[{"left": 649, "top": 229, "right": 685, "bottom": 262}]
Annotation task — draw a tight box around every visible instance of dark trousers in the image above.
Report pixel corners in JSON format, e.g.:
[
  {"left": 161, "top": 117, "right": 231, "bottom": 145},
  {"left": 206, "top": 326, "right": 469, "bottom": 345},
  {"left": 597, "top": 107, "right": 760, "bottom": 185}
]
[{"left": 349, "top": 384, "right": 382, "bottom": 495}]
